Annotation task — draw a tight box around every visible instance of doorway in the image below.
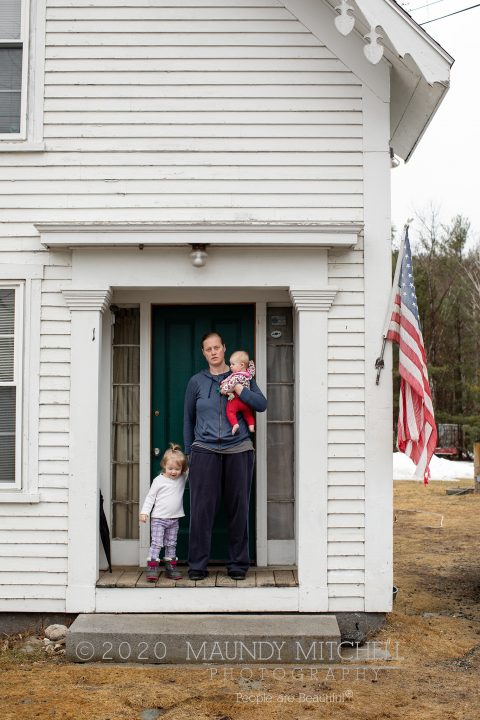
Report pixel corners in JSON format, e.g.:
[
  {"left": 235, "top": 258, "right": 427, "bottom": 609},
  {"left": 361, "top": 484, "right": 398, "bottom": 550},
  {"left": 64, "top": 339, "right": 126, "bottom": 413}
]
[{"left": 151, "top": 304, "right": 256, "bottom": 563}]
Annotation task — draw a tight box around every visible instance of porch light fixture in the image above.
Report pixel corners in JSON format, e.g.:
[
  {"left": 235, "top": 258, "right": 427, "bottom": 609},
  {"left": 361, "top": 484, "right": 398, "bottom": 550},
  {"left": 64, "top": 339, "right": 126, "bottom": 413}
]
[
  {"left": 390, "top": 147, "right": 401, "bottom": 169},
  {"left": 189, "top": 243, "right": 208, "bottom": 267}
]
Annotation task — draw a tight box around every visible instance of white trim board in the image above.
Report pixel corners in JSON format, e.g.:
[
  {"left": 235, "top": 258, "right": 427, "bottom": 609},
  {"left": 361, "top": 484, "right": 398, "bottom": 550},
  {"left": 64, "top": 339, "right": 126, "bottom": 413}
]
[
  {"left": 96, "top": 587, "right": 299, "bottom": 613},
  {"left": 36, "top": 223, "right": 363, "bottom": 249}
]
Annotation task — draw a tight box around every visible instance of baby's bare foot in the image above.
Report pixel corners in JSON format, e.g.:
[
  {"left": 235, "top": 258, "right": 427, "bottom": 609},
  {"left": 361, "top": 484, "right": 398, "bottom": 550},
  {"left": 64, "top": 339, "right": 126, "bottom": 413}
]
[
  {"left": 249, "top": 425, "right": 255, "bottom": 432},
  {"left": 232, "top": 424, "right": 239, "bottom": 435}
]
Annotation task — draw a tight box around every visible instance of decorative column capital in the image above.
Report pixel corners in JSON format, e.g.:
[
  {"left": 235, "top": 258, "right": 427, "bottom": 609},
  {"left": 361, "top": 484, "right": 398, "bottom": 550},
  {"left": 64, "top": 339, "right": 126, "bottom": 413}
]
[
  {"left": 63, "top": 288, "right": 113, "bottom": 313},
  {"left": 289, "top": 288, "right": 337, "bottom": 312}
]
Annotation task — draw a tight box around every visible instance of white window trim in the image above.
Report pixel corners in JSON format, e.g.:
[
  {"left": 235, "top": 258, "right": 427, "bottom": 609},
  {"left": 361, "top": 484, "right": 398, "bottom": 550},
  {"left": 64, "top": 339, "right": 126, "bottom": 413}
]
[
  {"left": 0, "top": 274, "right": 41, "bottom": 502},
  {"left": 0, "top": 0, "right": 46, "bottom": 149},
  {"left": 0, "top": 281, "right": 23, "bottom": 491}
]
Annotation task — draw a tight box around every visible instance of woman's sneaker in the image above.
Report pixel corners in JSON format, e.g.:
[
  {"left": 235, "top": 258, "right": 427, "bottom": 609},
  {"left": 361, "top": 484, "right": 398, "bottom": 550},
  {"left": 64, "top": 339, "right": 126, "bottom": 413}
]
[
  {"left": 146, "top": 560, "right": 159, "bottom": 582},
  {"left": 164, "top": 560, "right": 182, "bottom": 580}
]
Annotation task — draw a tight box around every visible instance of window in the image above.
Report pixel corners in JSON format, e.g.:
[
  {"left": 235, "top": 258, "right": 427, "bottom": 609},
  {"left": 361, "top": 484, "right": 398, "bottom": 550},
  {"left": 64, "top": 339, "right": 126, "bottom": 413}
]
[
  {"left": 0, "top": 0, "right": 24, "bottom": 135},
  {"left": 0, "top": 0, "right": 45, "bottom": 146},
  {"left": 0, "top": 284, "right": 23, "bottom": 488},
  {"left": 111, "top": 308, "right": 140, "bottom": 539},
  {"left": 266, "top": 307, "right": 295, "bottom": 540}
]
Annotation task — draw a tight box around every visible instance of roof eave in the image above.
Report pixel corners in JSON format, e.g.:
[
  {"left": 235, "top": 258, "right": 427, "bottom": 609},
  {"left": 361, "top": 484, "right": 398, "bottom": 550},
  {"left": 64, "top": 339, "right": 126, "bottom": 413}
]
[{"left": 322, "top": 0, "right": 454, "bottom": 160}]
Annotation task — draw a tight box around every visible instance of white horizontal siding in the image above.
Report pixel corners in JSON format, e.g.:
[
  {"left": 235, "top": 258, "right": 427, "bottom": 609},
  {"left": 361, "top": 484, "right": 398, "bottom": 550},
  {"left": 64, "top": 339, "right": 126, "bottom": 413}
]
[
  {"left": 38, "top": 474, "right": 69, "bottom": 489},
  {"left": 0, "top": 572, "right": 67, "bottom": 585},
  {"left": 39, "top": 417, "right": 70, "bottom": 432},
  {"left": 0, "top": 542, "right": 67, "bottom": 557},
  {"left": 4, "top": 163, "right": 363, "bottom": 179},
  {"left": 328, "top": 597, "right": 364, "bottom": 611},
  {"left": 0, "top": 585, "right": 65, "bottom": 599},
  {"left": 328, "top": 415, "right": 365, "bottom": 430},
  {"left": 0, "top": 0, "right": 369, "bottom": 612},
  {"left": 328, "top": 542, "right": 363, "bottom": 556},
  {"left": 39, "top": 270, "right": 71, "bottom": 517},
  {"left": 327, "top": 484, "right": 364, "bottom": 500},
  {"left": 48, "top": 0, "right": 284, "bottom": 6},
  {"left": 328, "top": 528, "right": 364, "bottom": 541},
  {"left": 0, "top": 247, "right": 71, "bottom": 607},
  {"left": 0, "top": 557, "right": 67, "bottom": 571},
  {"left": 328, "top": 472, "right": 365, "bottom": 486},
  {"left": 327, "top": 555, "right": 364, "bottom": 570},
  {"left": 0, "top": 0, "right": 363, "bottom": 228},
  {"left": 0, "top": 502, "right": 67, "bottom": 517},
  {"left": 0, "top": 530, "right": 68, "bottom": 543},
  {"left": 328, "top": 246, "right": 365, "bottom": 607},
  {"left": 0, "top": 151, "right": 362, "bottom": 167},
  {"left": 38, "top": 488, "right": 68, "bottom": 502},
  {"left": 47, "top": 6, "right": 293, "bottom": 20},
  {"left": 38, "top": 461, "right": 69, "bottom": 476},
  {"left": 328, "top": 570, "right": 364, "bottom": 584},
  {"left": 0, "top": 599, "right": 66, "bottom": 611},
  {"left": 328, "top": 584, "right": 364, "bottom": 598}
]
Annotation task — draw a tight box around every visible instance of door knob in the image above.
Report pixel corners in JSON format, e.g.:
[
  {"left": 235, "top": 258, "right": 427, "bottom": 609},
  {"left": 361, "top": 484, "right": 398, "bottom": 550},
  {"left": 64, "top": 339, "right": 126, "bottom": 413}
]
[{"left": 153, "top": 448, "right": 161, "bottom": 457}]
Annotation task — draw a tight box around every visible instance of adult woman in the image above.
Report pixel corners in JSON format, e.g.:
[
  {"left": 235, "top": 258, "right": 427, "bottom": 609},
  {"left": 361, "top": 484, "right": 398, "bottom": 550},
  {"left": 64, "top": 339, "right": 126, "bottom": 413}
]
[{"left": 183, "top": 331, "right": 267, "bottom": 580}]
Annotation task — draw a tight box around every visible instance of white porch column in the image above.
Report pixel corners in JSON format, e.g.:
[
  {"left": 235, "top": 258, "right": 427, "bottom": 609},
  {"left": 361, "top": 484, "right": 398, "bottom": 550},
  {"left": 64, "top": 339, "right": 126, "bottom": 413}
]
[
  {"left": 63, "top": 288, "right": 112, "bottom": 612},
  {"left": 290, "top": 288, "right": 337, "bottom": 612}
]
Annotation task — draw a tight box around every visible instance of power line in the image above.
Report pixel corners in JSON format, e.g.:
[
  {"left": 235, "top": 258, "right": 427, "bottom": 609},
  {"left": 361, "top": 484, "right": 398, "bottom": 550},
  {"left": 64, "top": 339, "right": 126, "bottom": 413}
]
[{"left": 420, "top": 1, "right": 480, "bottom": 22}]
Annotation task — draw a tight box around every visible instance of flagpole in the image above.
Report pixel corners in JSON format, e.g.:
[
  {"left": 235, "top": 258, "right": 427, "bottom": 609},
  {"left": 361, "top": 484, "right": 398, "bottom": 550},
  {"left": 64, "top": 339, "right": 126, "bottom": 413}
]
[{"left": 375, "top": 223, "right": 409, "bottom": 385}]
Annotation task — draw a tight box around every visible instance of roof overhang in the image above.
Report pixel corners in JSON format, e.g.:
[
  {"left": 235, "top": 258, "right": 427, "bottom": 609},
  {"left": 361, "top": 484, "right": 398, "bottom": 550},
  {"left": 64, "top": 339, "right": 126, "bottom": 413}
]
[
  {"left": 285, "top": 0, "right": 454, "bottom": 161},
  {"left": 341, "top": 0, "right": 454, "bottom": 161}
]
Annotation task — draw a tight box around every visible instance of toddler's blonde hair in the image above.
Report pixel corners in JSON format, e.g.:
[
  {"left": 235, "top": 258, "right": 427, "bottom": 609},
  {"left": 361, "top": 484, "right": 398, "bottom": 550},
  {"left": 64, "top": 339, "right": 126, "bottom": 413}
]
[{"left": 161, "top": 443, "right": 188, "bottom": 474}]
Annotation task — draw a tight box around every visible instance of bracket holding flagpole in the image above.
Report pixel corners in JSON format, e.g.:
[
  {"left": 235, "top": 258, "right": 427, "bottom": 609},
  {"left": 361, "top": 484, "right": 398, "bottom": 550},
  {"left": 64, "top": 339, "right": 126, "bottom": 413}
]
[
  {"left": 375, "top": 222, "right": 411, "bottom": 385},
  {"left": 375, "top": 338, "right": 387, "bottom": 385}
]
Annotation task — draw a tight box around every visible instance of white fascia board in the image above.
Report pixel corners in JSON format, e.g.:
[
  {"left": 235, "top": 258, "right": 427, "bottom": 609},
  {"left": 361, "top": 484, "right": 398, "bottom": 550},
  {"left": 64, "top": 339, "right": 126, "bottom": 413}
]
[
  {"left": 335, "top": 0, "right": 452, "bottom": 160},
  {"left": 36, "top": 222, "right": 363, "bottom": 249},
  {"left": 390, "top": 74, "right": 449, "bottom": 162},
  {"left": 352, "top": 0, "right": 453, "bottom": 85}
]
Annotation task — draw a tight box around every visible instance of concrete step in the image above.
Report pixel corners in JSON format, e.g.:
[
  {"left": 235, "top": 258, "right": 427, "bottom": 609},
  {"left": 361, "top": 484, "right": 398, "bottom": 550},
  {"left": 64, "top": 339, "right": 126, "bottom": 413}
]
[{"left": 66, "top": 613, "right": 341, "bottom": 664}]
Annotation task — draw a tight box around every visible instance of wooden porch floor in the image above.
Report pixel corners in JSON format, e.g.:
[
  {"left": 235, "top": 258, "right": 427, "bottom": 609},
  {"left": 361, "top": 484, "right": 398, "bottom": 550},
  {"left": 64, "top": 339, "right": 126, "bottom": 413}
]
[{"left": 97, "top": 566, "right": 298, "bottom": 589}]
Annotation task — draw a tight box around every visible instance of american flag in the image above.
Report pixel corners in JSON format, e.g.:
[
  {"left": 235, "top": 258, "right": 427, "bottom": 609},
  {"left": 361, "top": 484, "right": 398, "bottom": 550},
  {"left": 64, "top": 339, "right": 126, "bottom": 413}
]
[{"left": 386, "top": 227, "right": 437, "bottom": 484}]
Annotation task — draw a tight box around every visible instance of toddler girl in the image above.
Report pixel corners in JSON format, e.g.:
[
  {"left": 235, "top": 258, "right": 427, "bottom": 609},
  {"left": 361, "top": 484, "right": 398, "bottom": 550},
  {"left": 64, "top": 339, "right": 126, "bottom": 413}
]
[{"left": 140, "top": 443, "right": 187, "bottom": 581}]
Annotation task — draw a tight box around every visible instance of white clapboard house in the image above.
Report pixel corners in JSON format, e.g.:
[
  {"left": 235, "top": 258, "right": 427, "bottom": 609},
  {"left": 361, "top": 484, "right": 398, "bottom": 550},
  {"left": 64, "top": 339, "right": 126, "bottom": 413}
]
[{"left": 0, "top": 0, "right": 452, "bottom": 617}]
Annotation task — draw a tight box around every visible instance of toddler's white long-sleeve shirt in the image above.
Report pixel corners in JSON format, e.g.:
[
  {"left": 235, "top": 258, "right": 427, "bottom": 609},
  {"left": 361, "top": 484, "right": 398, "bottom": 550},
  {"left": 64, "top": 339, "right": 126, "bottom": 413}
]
[{"left": 140, "top": 473, "right": 186, "bottom": 519}]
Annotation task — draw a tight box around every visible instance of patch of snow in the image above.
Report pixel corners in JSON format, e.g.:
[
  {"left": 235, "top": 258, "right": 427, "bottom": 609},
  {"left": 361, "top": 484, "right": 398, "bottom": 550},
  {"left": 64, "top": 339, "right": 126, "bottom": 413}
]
[{"left": 393, "top": 452, "right": 474, "bottom": 481}]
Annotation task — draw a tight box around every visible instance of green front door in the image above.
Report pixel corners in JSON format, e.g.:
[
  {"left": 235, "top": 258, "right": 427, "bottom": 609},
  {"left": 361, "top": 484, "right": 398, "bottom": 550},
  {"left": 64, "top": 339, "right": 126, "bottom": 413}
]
[{"left": 151, "top": 304, "right": 256, "bottom": 563}]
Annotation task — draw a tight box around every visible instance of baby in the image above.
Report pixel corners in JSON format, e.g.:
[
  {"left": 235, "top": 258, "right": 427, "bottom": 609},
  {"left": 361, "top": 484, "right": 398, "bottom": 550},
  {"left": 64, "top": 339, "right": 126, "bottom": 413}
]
[
  {"left": 220, "top": 350, "right": 256, "bottom": 435},
  {"left": 140, "top": 443, "right": 187, "bottom": 581}
]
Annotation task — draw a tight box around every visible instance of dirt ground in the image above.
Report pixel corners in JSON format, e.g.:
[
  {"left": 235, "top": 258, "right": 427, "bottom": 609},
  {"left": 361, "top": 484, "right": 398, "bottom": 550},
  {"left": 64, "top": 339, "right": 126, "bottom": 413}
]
[{"left": 2, "top": 480, "right": 480, "bottom": 720}]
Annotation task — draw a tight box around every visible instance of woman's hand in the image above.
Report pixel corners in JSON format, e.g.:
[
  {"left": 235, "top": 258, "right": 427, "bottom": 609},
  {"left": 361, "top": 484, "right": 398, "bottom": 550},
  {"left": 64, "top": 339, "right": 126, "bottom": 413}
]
[{"left": 139, "top": 513, "right": 149, "bottom": 523}]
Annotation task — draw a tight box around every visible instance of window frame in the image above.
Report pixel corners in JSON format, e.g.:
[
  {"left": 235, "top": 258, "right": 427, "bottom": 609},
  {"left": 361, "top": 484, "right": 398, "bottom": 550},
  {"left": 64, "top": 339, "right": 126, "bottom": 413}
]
[
  {"left": 0, "top": 281, "right": 24, "bottom": 490},
  {"left": 0, "top": 270, "right": 41, "bottom": 503},
  {"left": 0, "top": 0, "right": 45, "bottom": 148}
]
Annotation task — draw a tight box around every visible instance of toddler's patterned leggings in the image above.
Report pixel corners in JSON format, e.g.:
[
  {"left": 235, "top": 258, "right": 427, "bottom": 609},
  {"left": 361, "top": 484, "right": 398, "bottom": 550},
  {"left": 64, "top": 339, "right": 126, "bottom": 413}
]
[{"left": 149, "top": 517, "right": 179, "bottom": 560}]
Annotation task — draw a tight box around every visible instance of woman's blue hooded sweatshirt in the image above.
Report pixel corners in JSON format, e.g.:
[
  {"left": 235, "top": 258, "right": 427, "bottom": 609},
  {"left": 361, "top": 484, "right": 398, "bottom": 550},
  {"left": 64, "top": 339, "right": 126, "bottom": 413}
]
[{"left": 183, "top": 368, "right": 267, "bottom": 455}]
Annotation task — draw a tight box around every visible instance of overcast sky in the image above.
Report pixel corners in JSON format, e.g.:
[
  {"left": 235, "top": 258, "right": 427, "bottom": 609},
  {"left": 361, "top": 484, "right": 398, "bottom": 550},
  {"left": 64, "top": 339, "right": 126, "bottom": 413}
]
[{"left": 391, "top": 2, "right": 480, "bottom": 246}]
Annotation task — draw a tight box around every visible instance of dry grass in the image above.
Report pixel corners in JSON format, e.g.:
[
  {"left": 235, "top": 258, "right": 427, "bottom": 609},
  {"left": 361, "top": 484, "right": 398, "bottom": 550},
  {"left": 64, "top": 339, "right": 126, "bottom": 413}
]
[{"left": 1, "top": 480, "right": 480, "bottom": 719}]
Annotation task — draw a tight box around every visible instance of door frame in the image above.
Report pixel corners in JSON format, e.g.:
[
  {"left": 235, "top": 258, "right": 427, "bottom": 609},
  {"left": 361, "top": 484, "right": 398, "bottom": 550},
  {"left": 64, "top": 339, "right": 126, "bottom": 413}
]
[{"left": 100, "top": 288, "right": 301, "bottom": 572}]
